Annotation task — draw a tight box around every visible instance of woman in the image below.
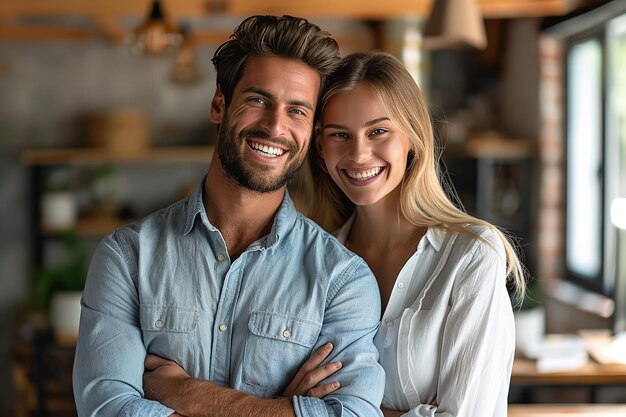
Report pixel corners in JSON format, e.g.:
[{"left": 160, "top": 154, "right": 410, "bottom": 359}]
[{"left": 288, "top": 51, "right": 525, "bottom": 416}]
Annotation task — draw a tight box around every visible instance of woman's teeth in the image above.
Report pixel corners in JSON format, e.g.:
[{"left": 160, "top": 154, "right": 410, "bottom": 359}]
[
  {"left": 345, "top": 167, "right": 383, "bottom": 180},
  {"left": 249, "top": 141, "right": 285, "bottom": 157}
]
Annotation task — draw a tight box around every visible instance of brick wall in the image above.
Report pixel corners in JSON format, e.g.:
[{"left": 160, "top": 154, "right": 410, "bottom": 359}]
[{"left": 537, "top": 34, "right": 565, "bottom": 284}]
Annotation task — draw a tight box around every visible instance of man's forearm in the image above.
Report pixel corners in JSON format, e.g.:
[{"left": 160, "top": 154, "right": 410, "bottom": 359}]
[
  {"left": 165, "top": 378, "right": 295, "bottom": 417},
  {"left": 144, "top": 355, "right": 297, "bottom": 417}
]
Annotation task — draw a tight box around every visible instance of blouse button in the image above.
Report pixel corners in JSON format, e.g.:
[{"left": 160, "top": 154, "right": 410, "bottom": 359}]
[
  {"left": 385, "top": 318, "right": 394, "bottom": 326},
  {"left": 397, "top": 282, "right": 405, "bottom": 289}
]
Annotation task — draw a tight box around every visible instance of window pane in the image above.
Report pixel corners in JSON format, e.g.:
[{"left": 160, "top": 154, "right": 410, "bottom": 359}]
[
  {"left": 566, "top": 39, "right": 602, "bottom": 278},
  {"left": 608, "top": 13, "right": 626, "bottom": 330},
  {"left": 608, "top": 14, "right": 626, "bottom": 220}
]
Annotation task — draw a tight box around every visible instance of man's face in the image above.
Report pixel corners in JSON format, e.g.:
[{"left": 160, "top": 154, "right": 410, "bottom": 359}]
[{"left": 211, "top": 55, "right": 321, "bottom": 193}]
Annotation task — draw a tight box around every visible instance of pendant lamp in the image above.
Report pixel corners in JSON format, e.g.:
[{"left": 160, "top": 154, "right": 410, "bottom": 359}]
[
  {"left": 423, "top": 0, "right": 488, "bottom": 50},
  {"left": 127, "top": 0, "right": 182, "bottom": 55}
]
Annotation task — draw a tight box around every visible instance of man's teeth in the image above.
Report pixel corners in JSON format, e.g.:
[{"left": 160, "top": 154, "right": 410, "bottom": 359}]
[
  {"left": 345, "top": 167, "right": 383, "bottom": 180},
  {"left": 249, "top": 141, "right": 285, "bottom": 157}
]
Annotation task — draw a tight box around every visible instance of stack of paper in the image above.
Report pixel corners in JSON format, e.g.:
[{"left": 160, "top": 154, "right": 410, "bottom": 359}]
[
  {"left": 580, "top": 329, "right": 626, "bottom": 365},
  {"left": 535, "top": 334, "right": 589, "bottom": 373}
]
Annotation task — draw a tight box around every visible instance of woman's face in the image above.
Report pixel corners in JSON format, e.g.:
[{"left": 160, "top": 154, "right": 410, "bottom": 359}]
[{"left": 319, "top": 83, "right": 413, "bottom": 207}]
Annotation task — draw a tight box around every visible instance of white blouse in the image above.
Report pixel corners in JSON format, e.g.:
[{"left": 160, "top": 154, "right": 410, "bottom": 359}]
[{"left": 336, "top": 217, "right": 515, "bottom": 417}]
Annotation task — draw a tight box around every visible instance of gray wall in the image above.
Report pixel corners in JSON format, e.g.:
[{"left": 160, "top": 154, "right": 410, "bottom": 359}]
[{"left": 0, "top": 36, "right": 219, "bottom": 415}]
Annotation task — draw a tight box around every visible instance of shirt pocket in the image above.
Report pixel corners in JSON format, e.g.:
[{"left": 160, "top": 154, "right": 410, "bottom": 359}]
[
  {"left": 242, "top": 310, "right": 321, "bottom": 395},
  {"left": 140, "top": 304, "right": 198, "bottom": 368}
]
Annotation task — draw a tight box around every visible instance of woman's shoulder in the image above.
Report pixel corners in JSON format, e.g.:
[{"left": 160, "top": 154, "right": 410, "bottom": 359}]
[{"left": 442, "top": 223, "right": 504, "bottom": 259}]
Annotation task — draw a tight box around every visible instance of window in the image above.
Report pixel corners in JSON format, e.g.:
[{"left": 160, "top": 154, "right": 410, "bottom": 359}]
[
  {"left": 564, "top": 7, "right": 626, "bottom": 298},
  {"left": 607, "top": 13, "right": 626, "bottom": 332}
]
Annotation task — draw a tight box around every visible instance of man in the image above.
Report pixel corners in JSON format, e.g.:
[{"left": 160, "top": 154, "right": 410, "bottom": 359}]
[{"left": 73, "top": 15, "right": 384, "bottom": 417}]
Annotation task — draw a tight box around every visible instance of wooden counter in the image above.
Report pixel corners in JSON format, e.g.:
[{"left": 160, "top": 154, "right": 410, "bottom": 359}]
[
  {"left": 509, "top": 404, "right": 626, "bottom": 416},
  {"left": 511, "top": 357, "right": 626, "bottom": 386}
]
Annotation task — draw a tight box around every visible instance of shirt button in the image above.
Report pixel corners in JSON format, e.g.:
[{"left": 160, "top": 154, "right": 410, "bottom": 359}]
[
  {"left": 385, "top": 318, "right": 393, "bottom": 325},
  {"left": 217, "top": 254, "right": 225, "bottom": 262},
  {"left": 282, "top": 329, "right": 292, "bottom": 339},
  {"left": 219, "top": 323, "right": 228, "bottom": 332},
  {"left": 397, "top": 282, "right": 405, "bottom": 289},
  {"left": 155, "top": 320, "right": 163, "bottom": 329}
]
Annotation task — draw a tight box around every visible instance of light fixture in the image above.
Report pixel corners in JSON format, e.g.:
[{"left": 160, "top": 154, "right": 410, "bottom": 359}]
[
  {"left": 127, "top": 0, "right": 182, "bottom": 55},
  {"left": 423, "top": 0, "right": 488, "bottom": 50},
  {"left": 170, "top": 24, "right": 201, "bottom": 84},
  {"left": 611, "top": 198, "right": 626, "bottom": 230}
]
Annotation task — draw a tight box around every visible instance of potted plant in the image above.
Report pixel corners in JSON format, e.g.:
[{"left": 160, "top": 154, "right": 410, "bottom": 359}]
[
  {"left": 33, "top": 233, "right": 89, "bottom": 345},
  {"left": 40, "top": 168, "right": 78, "bottom": 231}
]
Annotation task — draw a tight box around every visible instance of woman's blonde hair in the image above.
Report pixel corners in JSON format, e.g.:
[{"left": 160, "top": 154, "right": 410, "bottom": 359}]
[{"left": 306, "top": 51, "right": 525, "bottom": 300}]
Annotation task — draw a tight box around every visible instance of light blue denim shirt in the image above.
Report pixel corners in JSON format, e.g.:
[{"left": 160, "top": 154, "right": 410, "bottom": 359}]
[{"left": 73, "top": 177, "right": 384, "bottom": 417}]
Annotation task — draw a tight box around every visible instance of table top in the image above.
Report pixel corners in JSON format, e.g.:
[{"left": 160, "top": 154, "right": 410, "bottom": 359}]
[
  {"left": 508, "top": 404, "right": 626, "bottom": 416},
  {"left": 511, "top": 357, "right": 626, "bottom": 385}
]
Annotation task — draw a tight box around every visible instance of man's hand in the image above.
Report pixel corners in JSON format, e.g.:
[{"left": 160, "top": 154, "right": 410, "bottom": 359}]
[{"left": 282, "top": 343, "right": 342, "bottom": 398}]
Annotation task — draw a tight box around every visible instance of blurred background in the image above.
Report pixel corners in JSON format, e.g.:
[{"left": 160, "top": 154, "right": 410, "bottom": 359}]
[{"left": 1, "top": 0, "right": 626, "bottom": 416}]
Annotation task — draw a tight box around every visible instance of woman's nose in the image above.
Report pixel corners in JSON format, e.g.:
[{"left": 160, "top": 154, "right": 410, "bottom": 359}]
[{"left": 349, "top": 137, "right": 371, "bottom": 162}]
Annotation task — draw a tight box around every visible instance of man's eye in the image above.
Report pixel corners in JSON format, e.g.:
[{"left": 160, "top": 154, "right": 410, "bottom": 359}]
[
  {"left": 249, "top": 97, "right": 266, "bottom": 104},
  {"left": 290, "top": 108, "right": 306, "bottom": 116}
]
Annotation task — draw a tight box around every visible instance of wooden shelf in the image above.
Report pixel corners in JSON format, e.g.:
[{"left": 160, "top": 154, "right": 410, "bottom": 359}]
[
  {"left": 22, "top": 146, "right": 214, "bottom": 166},
  {"left": 445, "top": 134, "right": 536, "bottom": 159}
]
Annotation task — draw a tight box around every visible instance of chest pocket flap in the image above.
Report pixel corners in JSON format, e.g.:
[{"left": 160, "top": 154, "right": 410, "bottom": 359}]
[
  {"left": 140, "top": 304, "right": 198, "bottom": 333},
  {"left": 248, "top": 311, "right": 320, "bottom": 347}
]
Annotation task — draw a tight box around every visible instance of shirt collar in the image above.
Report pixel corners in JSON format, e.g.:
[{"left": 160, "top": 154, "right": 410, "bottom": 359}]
[
  {"left": 264, "top": 189, "right": 297, "bottom": 248},
  {"left": 183, "top": 176, "right": 298, "bottom": 247},
  {"left": 423, "top": 226, "right": 445, "bottom": 252},
  {"left": 183, "top": 176, "right": 208, "bottom": 236}
]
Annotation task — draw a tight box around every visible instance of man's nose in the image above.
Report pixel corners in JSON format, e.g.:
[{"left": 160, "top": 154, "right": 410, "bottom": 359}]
[{"left": 262, "top": 108, "right": 287, "bottom": 137}]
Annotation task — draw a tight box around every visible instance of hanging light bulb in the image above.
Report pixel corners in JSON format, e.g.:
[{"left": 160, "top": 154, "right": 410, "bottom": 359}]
[
  {"left": 423, "top": 0, "right": 487, "bottom": 50},
  {"left": 127, "top": 0, "right": 182, "bottom": 55},
  {"left": 170, "top": 24, "right": 201, "bottom": 84}
]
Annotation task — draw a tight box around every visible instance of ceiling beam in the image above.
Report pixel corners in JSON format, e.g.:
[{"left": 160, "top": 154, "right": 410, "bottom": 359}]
[{"left": 0, "top": 0, "right": 580, "bottom": 20}]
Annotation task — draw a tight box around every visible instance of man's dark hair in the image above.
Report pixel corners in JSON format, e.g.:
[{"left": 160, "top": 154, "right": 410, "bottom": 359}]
[{"left": 212, "top": 15, "right": 340, "bottom": 114}]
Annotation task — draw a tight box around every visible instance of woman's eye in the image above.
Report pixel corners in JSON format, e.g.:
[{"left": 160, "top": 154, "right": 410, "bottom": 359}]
[
  {"left": 329, "top": 132, "right": 349, "bottom": 139},
  {"left": 370, "top": 128, "right": 387, "bottom": 136}
]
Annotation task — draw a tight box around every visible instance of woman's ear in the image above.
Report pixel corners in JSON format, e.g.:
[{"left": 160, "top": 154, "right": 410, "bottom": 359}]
[
  {"left": 314, "top": 122, "right": 324, "bottom": 159},
  {"left": 210, "top": 86, "right": 225, "bottom": 124}
]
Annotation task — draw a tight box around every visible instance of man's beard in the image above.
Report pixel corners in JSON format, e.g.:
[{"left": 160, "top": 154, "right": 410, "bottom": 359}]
[{"left": 217, "top": 113, "right": 307, "bottom": 193}]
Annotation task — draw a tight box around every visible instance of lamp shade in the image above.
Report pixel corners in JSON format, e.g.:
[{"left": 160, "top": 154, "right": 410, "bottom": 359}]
[{"left": 423, "top": 0, "right": 487, "bottom": 50}]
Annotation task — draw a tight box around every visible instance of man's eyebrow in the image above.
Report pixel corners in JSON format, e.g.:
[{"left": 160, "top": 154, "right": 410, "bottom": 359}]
[
  {"left": 323, "top": 117, "right": 390, "bottom": 130},
  {"left": 242, "top": 87, "right": 314, "bottom": 112}
]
